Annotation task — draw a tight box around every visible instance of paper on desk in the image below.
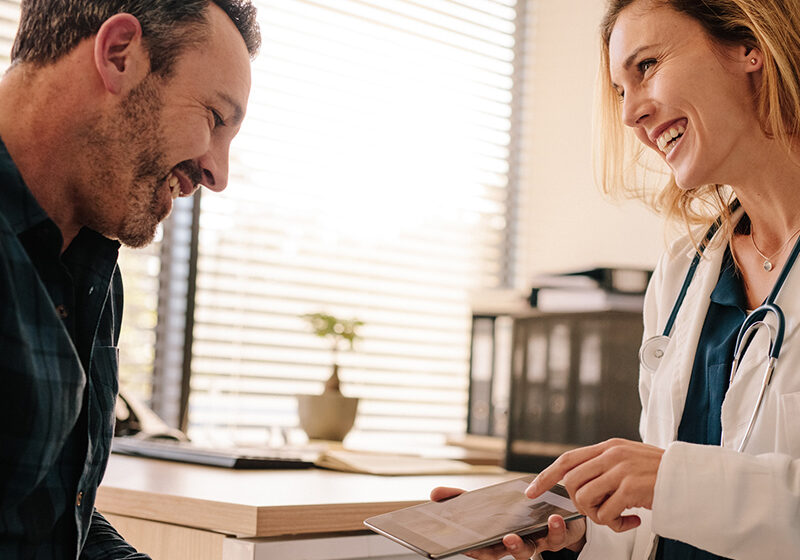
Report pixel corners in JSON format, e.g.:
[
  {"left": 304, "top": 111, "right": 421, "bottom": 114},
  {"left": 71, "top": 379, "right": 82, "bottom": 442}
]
[{"left": 314, "top": 449, "right": 506, "bottom": 476}]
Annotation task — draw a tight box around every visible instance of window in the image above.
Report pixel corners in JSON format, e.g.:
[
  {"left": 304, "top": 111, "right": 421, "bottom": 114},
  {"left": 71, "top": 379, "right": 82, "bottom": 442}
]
[
  {"left": 1, "top": 0, "right": 525, "bottom": 448},
  {"left": 185, "top": 0, "right": 522, "bottom": 447},
  {"left": 0, "top": 1, "right": 16, "bottom": 70}
]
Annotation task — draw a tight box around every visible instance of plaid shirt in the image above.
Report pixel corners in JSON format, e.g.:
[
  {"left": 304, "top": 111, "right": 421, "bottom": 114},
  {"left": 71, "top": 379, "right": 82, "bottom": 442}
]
[{"left": 0, "top": 137, "right": 150, "bottom": 559}]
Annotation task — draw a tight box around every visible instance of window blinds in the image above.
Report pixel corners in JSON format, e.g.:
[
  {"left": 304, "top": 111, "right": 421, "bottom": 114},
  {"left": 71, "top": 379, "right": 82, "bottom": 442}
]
[
  {"left": 0, "top": 0, "right": 523, "bottom": 446},
  {"left": 0, "top": 1, "right": 18, "bottom": 70},
  {"left": 187, "top": 0, "right": 520, "bottom": 447}
]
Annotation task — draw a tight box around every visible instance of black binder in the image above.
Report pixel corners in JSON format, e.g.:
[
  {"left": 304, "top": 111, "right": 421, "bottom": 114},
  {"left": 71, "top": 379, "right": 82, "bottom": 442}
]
[{"left": 505, "top": 311, "right": 643, "bottom": 473}]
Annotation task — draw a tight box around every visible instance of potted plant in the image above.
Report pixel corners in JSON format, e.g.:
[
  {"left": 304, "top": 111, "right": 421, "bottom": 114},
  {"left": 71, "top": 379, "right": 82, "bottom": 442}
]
[{"left": 296, "top": 313, "right": 364, "bottom": 441}]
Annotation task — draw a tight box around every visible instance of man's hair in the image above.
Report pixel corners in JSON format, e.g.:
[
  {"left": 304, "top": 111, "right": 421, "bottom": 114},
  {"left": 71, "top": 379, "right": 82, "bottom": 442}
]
[{"left": 11, "top": 0, "right": 260, "bottom": 75}]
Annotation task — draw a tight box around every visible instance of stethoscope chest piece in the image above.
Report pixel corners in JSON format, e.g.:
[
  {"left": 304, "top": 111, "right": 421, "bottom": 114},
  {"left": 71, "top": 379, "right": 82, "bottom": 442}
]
[{"left": 639, "top": 335, "right": 670, "bottom": 372}]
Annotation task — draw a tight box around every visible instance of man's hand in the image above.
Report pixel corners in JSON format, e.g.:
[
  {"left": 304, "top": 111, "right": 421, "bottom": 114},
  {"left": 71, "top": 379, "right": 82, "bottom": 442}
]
[
  {"left": 429, "top": 487, "right": 586, "bottom": 559},
  {"left": 525, "top": 439, "right": 664, "bottom": 533}
]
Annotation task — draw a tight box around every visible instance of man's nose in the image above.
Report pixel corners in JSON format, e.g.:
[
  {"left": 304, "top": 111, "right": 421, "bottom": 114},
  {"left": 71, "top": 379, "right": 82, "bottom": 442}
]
[{"left": 197, "top": 144, "right": 230, "bottom": 193}]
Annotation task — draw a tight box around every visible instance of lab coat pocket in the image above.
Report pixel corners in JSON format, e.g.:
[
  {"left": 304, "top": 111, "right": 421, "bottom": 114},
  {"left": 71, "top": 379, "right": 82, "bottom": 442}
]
[{"left": 779, "top": 391, "right": 800, "bottom": 457}]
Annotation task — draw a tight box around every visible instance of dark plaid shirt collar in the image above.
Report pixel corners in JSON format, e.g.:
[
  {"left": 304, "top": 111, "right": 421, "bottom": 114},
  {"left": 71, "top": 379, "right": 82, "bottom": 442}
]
[{"left": 0, "top": 136, "right": 51, "bottom": 235}]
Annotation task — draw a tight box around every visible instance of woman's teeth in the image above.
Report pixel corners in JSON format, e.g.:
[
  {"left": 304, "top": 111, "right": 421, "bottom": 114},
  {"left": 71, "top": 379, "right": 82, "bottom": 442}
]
[
  {"left": 168, "top": 172, "right": 180, "bottom": 200},
  {"left": 657, "top": 124, "right": 685, "bottom": 155}
]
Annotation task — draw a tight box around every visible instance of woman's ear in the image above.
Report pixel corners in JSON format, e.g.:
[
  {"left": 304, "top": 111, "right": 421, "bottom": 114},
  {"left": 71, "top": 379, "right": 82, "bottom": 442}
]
[
  {"left": 743, "top": 45, "right": 763, "bottom": 73},
  {"left": 93, "top": 13, "right": 149, "bottom": 95}
]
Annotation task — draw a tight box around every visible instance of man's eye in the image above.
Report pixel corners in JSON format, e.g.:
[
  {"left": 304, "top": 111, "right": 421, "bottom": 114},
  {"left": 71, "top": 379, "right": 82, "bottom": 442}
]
[
  {"left": 211, "top": 109, "right": 225, "bottom": 128},
  {"left": 637, "top": 58, "right": 656, "bottom": 73}
]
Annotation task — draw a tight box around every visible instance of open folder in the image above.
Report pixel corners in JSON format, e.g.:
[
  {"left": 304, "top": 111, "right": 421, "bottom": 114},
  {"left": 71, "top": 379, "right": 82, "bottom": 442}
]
[{"left": 314, "top": 449, "right": 505, "bottom": 476}]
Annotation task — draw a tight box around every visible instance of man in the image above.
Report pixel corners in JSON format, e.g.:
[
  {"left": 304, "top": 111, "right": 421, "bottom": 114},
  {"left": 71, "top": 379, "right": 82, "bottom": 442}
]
[{"left": 0, "top": 1, "right": 259, "bottom": 557}]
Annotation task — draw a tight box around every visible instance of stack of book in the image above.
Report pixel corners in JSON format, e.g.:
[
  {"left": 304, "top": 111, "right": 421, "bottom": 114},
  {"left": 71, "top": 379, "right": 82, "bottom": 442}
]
[{"left": 528, "top": 267, "right": 651, "bottom": 312}]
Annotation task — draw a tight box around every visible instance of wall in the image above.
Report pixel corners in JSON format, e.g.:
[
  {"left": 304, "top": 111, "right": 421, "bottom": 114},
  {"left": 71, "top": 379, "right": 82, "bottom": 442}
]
[{"left": 516, "top": 0, "right": 666, "bottom": 280}]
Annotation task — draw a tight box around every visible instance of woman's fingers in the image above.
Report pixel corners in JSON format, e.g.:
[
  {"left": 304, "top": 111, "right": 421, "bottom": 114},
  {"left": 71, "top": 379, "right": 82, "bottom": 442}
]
[
  {"left": 459, "top": 515, "right": 588, "bottom": 559},
  {"left": 526, "top": 442, "right": 608, "bottom": 498},
  {"left": 429, "top": 486, "right": 464, "bottom": 502},
  {"left": 466, "top": 515, "right": 588, "bottom": 560},
  {"left": 534, "top": 515, "right": 569, "bottom": 551},
  {"left": 526, "top": 439, "right": 664, "bottom": 535},
  {"left": 501, "top": 532, "right": 539, "bottom": 560},
  {"left": 568, "top": 442, "right": 662, "bottom": 525},
  {"left": 533, "top": 515, "right": 587, "bottom": 553}
]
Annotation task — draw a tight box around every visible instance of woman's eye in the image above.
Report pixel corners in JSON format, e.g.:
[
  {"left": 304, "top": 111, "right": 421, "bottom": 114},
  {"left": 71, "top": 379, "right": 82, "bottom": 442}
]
[{"left": 637, "top": 58, "right": 656, "bottom": 74}]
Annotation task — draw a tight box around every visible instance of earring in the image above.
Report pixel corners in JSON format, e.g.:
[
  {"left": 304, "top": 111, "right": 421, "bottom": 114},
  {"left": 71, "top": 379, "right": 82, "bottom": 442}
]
[{"left": 750, "top": 57, "right": 758, "bottom": 65}]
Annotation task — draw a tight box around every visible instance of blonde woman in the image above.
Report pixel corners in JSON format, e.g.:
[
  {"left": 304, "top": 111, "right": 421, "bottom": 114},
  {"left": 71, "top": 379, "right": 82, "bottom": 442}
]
[{"left": 433, "top": 0, "right": 800, "bottom": 558}]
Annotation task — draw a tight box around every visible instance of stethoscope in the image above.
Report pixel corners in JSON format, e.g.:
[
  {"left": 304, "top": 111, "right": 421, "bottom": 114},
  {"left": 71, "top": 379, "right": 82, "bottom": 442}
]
[{"left": 638, "top": 205, "right": 800, "bottom": 452}]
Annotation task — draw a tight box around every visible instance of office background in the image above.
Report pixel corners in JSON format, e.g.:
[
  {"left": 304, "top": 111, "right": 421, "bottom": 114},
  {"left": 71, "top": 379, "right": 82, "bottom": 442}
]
[{"left": 0, "top": 0, "right": 663, "bottom": 448}]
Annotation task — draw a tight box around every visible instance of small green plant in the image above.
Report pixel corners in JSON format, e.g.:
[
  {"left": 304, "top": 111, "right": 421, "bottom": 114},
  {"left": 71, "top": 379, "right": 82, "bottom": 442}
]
[{"left": 302, "top": 313, "right": 364, "bottom": 393}]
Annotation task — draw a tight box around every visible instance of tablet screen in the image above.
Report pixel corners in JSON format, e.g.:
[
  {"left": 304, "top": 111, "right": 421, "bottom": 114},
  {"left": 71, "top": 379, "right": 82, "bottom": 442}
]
[{"left": 364, "top": 475, "right": 581, "bottom": 559}]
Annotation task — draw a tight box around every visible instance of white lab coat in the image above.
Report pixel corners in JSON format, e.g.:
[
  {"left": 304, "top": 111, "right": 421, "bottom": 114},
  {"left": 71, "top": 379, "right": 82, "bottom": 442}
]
[{"left": 578, "top": 218, "right": 800, "bottom": 559}]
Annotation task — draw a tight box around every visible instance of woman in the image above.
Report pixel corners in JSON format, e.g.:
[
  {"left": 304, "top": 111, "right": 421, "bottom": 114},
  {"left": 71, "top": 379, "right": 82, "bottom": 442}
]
[{"left": 433, "top": 0, "right": 800, "bottom": 558}]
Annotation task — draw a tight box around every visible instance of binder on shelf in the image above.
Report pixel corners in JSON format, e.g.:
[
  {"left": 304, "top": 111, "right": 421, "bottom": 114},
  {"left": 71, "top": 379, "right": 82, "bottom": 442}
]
[
  {"left": 542, "top": 324, "right": 572, "bottom": 444},
  {"left": 521, "top": 327, "right": 548, "bottom": 443},
  {"left": 528, "top": 266, "right": 651, "bottom": 313},
  {"left": 531, "top": 267, "right": 652, "bottom": 294},
  {"left": 531, "top": 287, "right": 644, "bottom": 312},
  {"left": 490, "top": 317, "right": 512, "bottom": 439},
  {"left": 467, "top": 313, "right": 513, "bottom": 439},
  {"left": 505, "top": 311, "right": 643, "bottom": 473},
  {"left": 468, "top": 316, "right": 495, "bottom": 436},
  {"left": 574, "top": 332, "right": 602, "bottom": 445}
]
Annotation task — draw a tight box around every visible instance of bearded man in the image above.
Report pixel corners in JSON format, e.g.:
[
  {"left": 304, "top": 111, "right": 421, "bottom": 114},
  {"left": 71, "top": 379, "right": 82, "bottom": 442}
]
[{"left": 0, "top": 1, "right": 259, "bottom": 557}]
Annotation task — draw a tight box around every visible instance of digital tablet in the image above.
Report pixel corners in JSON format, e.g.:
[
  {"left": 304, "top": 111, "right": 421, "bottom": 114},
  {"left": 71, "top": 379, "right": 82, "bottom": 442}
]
[{"left": 363, "top": 475, "right": 582, "bottom": 559}]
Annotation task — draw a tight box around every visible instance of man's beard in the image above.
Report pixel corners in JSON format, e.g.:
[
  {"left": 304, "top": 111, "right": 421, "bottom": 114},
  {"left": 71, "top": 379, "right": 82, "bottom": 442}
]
[
  {"left": 82, "top": 75, "right": 171, "bottom": 248},
  {"left": 119, "top": 139, "right": 171, "bottom": 248},
  {"left": 116, "top": 77, "right": 172, "bottom": 248}
]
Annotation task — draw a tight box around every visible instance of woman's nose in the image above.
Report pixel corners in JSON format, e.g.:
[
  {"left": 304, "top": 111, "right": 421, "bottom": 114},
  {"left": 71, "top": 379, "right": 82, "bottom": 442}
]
[{"left": 621, "top": 90, "right": 653, "bottom": 128}]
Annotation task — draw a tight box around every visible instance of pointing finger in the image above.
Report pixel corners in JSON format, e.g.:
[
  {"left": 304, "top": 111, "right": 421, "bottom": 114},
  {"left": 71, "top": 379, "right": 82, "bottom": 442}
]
[{"left": 526, "top": 442, "right": 610, "bottom": 498}]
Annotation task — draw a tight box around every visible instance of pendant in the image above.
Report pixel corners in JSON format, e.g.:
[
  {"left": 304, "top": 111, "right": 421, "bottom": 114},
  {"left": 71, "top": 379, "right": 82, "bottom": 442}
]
[{"left": 764, "top": 260, "right": 773, "bottom": 272}]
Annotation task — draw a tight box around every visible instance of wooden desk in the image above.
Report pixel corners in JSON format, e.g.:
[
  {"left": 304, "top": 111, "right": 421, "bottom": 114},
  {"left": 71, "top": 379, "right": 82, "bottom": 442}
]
[{"left": 97, "top": 455, "right": 519, "bottom": 560}]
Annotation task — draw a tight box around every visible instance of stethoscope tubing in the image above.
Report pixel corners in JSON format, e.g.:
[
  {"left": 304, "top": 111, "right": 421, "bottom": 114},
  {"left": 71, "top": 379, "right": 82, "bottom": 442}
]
[
  {"left": 660, "top": 203, "right": 735, "bottom": 339},
  {"left": 641, "top": 201, "right": 799, "bottom": 453}
]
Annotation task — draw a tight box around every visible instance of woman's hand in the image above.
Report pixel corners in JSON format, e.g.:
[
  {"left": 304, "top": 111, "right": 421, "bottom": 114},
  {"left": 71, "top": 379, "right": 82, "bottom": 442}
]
[
  {"left": 429, "top": 487, "right": 587, "bottom": 559},
  {"left": 525, "top": 439, "right": 664, "bottom": 533}
]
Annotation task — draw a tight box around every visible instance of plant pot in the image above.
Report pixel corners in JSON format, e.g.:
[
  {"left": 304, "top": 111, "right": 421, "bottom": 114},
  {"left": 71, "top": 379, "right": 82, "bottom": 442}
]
[{"left": 297, "top": 392, "right": 359, "bottom": 441}]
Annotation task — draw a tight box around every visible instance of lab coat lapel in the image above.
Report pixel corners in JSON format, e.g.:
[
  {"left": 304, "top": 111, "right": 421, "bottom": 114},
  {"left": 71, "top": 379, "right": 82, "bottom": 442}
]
[
  {"left": 661, "top": 233, "right": 728, "bottom": 442},
  {"left": 774, "top": 241, "right": 800, "bottom": 336}
]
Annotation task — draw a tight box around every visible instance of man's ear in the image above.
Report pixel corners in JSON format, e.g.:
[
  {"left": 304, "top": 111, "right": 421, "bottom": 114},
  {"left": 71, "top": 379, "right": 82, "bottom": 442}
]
[{"left": 93, "top": 13, "right": 149, "bottom": 95}]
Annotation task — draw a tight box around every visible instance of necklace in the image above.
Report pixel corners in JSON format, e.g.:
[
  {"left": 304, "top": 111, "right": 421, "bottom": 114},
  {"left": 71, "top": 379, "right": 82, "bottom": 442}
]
[{"left": 751, "top": 225, "right": 800, "bottom": 272}]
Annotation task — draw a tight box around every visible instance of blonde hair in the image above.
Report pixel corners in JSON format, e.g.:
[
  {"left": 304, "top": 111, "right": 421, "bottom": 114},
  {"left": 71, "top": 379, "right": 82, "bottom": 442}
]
[{"left": 595, "top": 0, "right": 800, "bottom": 239}]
